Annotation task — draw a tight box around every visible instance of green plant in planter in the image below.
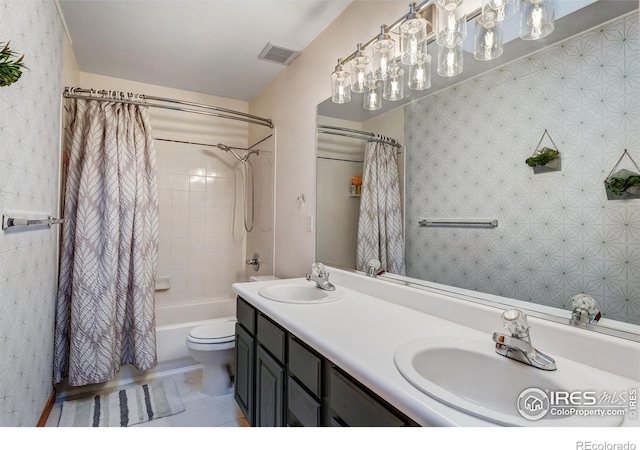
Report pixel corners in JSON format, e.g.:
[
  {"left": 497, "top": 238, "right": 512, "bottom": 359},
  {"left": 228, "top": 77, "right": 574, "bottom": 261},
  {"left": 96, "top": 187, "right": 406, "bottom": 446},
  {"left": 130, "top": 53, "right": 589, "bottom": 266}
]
[
  {"left": 525, "top": 147, "right": 559, "bottom": 167},
  {"left": 604, "top": 169, "right": 640, "bottom": 196},
  {"left": 0, "top": 41, "right": 27, "bottom": 87}
]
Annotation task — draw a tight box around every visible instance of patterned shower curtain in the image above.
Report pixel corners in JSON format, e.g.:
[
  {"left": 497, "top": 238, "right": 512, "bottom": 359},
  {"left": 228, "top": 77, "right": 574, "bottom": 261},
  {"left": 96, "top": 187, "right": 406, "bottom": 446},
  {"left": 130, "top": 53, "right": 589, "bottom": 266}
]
[
  {"left": 53, "top": 96, "right": 159, "bottom": 386},
  {"left": 357, "top": 140, "right": 406, "bottom": 275}
]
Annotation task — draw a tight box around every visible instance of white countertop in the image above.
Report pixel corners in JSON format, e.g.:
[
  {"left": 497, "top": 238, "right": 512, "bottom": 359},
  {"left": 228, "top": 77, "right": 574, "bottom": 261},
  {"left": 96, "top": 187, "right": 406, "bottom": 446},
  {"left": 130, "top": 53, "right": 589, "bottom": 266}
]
[{"left": 232, "top": 269, "right": 640, "bottom": 427}]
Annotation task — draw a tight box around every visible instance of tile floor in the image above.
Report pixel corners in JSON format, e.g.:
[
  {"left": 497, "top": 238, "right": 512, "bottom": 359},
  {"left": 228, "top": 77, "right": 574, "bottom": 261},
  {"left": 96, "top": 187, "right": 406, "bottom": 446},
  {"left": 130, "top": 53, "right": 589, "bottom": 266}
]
[{"left": 45, "top": 368, "right": 250, "bottom": 427}]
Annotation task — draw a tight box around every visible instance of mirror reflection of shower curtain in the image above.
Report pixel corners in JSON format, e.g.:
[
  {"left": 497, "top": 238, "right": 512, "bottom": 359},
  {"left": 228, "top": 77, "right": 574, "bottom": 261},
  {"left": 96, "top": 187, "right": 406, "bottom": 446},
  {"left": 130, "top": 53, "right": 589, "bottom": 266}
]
[{"left": 357, "top": 140, "right": 406, "bottom": 275}]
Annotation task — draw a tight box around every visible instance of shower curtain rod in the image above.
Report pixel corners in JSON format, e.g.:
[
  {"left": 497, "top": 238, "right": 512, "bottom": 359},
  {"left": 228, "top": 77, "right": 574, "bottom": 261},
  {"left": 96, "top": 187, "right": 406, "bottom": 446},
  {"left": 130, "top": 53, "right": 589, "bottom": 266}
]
[
  {"left": 317, "top": 124, "right": 401, "bottom": 148},
  {"left": 63, "top": 87, "right": 274, "bottom": 129}
]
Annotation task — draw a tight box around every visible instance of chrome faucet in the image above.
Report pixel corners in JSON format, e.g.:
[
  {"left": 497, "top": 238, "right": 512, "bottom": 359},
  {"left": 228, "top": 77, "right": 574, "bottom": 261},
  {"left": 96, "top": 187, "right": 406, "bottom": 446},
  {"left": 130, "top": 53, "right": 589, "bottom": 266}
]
[
  {"left": 492, "top": 309, "right": 557, "bottom": 371},
  {"left": 366, "top": 258, "right": 381, "bottom": 277},
  {"left": 570, "top": 294, "right": 601, "bottom": 327},
  {"left": 306, "top": 262, "right": 335, "bottom": 291}
]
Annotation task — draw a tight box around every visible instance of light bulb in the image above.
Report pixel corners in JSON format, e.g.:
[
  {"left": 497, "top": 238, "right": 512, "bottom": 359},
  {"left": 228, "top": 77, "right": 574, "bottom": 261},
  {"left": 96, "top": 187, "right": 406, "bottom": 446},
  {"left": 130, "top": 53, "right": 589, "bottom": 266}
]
[
  {"left": 436, "top": 3, "right": 467, "bottom": 47},
  {"left": 408, "top": 53, "right": 431, "bottom": 91},
  {"left": 372, "top": 25, "right": 395, "bottom": 80},
  {"left": 520, "top": 0, "right": 554, "bottom": 41},
  {"left": 529, "top": 5, "right": 544, "bottom": 39},
  {"left": 438, "top": 44, "right": 462, "bottom": 77}
]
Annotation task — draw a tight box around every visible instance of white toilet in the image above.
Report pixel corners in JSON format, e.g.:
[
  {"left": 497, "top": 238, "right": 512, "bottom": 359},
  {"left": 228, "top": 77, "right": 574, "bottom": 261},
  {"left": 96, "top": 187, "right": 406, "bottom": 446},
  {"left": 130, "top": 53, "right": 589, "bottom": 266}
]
[{"left": 186, "top": 318, "right": 236, "bottom": 396}]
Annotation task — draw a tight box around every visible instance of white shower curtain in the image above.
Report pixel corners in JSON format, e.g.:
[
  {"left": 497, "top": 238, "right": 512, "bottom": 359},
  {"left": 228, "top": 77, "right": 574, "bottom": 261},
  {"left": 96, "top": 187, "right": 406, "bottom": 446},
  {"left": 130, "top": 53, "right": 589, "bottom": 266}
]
[
  {"left": 357, "top": 140, "right": 406, "bottom": 275},
  {"left": 53, "top": 96, "right": 159, "bottom": 386}
]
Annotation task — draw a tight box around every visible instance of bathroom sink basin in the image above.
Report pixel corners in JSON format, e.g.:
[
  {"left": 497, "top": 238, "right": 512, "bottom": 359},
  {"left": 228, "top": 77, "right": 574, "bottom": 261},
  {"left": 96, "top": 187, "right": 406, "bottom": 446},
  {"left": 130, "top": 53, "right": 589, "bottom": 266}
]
[
  {"left": 394, "top": 337, "right": 623, "bottom": 427},
  {"left": 258, "top": 282, "right": 343, "bottom": 304}
]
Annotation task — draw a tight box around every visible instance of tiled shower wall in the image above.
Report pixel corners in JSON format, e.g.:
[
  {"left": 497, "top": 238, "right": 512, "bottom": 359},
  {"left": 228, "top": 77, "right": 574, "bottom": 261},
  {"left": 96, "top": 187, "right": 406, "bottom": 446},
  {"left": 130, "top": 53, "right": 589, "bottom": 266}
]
[
  {"left": 154, "top": 141, "right": 248, "bottom": 306},
  {"left": 405, "top": 13, "right": 640, "bottom": 324},
  {"left": 0, "top": 1, "right": 63, "bottom": 425}
]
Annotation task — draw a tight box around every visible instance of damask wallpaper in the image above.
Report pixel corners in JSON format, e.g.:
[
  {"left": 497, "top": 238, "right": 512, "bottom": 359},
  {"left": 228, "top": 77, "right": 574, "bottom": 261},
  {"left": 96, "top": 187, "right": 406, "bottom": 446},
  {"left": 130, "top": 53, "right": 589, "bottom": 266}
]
[
  {"left": 0, "top": 0, "right": 63, "bottom": 426},
  {"left": 405, "top": 12, "right": 639, "bottom": 325}
]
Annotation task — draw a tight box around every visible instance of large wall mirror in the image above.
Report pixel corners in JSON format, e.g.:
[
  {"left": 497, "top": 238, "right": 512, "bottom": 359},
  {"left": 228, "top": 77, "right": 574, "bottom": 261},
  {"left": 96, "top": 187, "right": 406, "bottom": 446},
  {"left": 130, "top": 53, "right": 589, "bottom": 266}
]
[{"left": 316, "top": 0, "right": 640, "bottom": 339}]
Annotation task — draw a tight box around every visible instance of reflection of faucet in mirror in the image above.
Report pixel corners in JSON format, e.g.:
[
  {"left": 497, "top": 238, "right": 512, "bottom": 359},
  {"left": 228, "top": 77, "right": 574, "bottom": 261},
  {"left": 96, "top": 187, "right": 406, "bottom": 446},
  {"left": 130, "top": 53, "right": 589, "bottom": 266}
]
[
  {"left": 492, "top": 309, "right": 557, "bottom": 371},
  {"left": 570, "top": 294, "right": 601, "bottom": 328},
  {"left": 366, "top": 258, "right": 381, "bottom": 277}
]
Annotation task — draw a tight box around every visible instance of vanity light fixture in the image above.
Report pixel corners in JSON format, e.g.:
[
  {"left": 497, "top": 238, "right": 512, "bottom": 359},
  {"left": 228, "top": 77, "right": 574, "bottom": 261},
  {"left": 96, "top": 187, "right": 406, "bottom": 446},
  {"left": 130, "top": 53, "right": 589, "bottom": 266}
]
[
  {"left": 363, "top": 73, "right": 383, "bottom": 111},
  {"left": 474, "top": 8, "right": 504, "bottom": 61},
  {"left": 484, "top": 0, "right": 519, "bottom": 23},
  {"left": 408, "top": 53, "right": 432, "bottom": 90},
  {"left": 371, "top": 25, "right": 396, "bottom": 81},
  {"left": 330, "top": 0, "right": 556, "bottom": 109},
  {"left": 331, "top": 58, "right": 351, "bottom": 104},
  {"left": 350, "top": 43, "right": 371, "bottom": 93},
  {"left": 520, "top": 0, "right": 554, "bottom": 40},
  {"left": 401, "top": 2, "right": 429, "bottom": 65},
  {"left": 437, "top": 42, "right": 463, "bottom": 77},
  {"left": 435, "top": 1, "right": 467, "bottom": 48},
  {"left": 383, "top": 59, "right": 405, "bottom": 101}
]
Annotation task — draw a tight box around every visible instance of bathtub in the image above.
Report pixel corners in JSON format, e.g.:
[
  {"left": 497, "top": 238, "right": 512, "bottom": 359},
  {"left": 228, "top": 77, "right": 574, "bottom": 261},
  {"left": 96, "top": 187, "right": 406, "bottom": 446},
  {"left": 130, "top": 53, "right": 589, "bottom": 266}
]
[{"left": 56, "top": 297, "right": 237, "bottom": 400}]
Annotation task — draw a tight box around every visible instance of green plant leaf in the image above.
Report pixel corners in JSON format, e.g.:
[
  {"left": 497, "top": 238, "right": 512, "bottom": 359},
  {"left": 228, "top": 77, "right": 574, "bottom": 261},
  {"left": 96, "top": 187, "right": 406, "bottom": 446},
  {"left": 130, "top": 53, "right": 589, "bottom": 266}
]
[
  {"left": 525, "top": 148, "right": 559, "bottom": 167},
  {"left": 0, "top": 40, "right": 27, "bottom": 87}
]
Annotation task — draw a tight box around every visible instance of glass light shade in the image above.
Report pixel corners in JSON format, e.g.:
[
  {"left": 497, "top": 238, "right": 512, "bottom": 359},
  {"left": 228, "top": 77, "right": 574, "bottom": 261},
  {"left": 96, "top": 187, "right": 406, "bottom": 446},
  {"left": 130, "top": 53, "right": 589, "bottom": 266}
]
[
  {"left": 383, "top": 62, "right": 405, "bottom": 101},
  {"left": 331, "top": 62, "right": 351, "bottom": 104},
  {"left": 520, "top": 0, "right": 554, "bottom": 40},
  {"left": 408, "top": 53, "right": 431, "bottom": 90},
  {"left": 363, "top": 75, "right": 383, "bottom": 111},
  {"left": 437, "top": 43, "right": 463, "bottom": 77},
  {"left": 400, "top": 16, "right": 428, "bottom": 66},
  {"left": 437, "top": 0, "right": 463, "bottom": 11},
  {"left": 483, "top": 0, "right": 519, "bottom": 22},
  {"left": 372, "top": 36, "right": 395, "bottom": 80},
  {"left": 474, "top": 10, "right": 504, "bottom": 61},
  {"left": 351, "top": 53, "right": 371, "bottom": 93},
  {"left": 436, "top": 3, "right": 467, "bottom": 48}
]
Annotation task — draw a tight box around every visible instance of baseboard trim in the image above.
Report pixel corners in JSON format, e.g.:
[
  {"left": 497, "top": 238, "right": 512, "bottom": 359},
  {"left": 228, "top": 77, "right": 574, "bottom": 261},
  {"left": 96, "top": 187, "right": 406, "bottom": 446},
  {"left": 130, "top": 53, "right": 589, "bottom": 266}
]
[{"left": 37, "top": 388, "right": 56, "bottom": 427}]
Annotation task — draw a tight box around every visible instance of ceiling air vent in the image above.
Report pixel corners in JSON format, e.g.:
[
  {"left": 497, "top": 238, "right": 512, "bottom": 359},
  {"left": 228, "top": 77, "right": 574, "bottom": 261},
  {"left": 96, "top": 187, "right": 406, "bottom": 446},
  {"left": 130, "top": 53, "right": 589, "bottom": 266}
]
[{"left": 258, "top": 42, "right": 300, "bottom": 66}]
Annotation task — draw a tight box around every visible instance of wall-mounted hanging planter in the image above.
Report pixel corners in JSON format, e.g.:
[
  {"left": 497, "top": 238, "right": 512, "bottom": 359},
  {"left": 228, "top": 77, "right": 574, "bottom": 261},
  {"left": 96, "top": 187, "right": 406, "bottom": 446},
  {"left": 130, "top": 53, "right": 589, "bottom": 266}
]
[
  {"left": 604, "top": 149, "right": 640, "bottom": 200},
  {"left": 0, "top": 41, "right": 27, "bottom": 87},
  {"left": 526, "top": 129, "right": 561, "bottom": 174}
]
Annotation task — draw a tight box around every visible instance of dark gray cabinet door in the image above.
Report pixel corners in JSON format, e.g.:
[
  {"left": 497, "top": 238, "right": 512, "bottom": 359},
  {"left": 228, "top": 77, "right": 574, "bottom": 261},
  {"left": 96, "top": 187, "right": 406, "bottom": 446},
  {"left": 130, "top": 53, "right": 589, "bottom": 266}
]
[
  {"left": 255, "top": 345, "right": 285, "bottom": 427},
  {"left": 235, "top": 324, "right": 255, "bottom": 425}
]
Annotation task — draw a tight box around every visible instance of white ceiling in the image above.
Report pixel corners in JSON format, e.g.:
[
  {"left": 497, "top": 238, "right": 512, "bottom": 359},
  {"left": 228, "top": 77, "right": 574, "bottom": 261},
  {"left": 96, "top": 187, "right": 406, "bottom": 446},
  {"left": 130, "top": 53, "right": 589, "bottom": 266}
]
[{"left": 58, "top": 0, "right": 352, "bottom": 101}]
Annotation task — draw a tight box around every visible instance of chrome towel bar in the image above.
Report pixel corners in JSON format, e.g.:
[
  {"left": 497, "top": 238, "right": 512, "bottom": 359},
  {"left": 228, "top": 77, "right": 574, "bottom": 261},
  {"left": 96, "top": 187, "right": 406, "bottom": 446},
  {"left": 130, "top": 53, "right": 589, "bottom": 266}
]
[
  {"left": 418, "top": 219, "right": 498, "bottom": 228},
  {"left": 2, "top": 214, "right": 64, "bottom": 230}
]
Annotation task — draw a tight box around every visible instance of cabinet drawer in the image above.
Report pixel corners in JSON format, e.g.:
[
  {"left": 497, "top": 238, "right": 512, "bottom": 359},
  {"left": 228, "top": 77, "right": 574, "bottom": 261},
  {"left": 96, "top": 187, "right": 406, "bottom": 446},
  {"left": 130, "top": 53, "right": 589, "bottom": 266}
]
[
  {"left": 236, "top": 297, "right": 256, "bottom": 334},
  {"left": 257, "top": 314, "right": 286, "bottom": 363},
  {"left": 288, "top": 337, "right": 322, "bottom": 398},
  {"left": 287, "top": 377, "right": 321, "bottom": 427},
  {"left": 329, "top": 369, "right": 405, "bottom": 427}
]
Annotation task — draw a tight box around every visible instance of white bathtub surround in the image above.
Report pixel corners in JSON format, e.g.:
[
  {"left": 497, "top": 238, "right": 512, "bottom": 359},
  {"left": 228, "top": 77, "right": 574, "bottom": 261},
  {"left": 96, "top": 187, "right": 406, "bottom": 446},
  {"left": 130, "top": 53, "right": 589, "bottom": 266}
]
[{"left": 232, "top": 268, "right": 639, "bottom": 427}]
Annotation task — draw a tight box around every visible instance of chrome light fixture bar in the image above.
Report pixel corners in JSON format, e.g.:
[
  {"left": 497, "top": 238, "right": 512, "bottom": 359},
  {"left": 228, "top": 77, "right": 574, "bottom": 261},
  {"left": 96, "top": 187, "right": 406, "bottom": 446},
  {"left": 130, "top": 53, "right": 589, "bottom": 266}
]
[{"left": 331, "top": 0, "right": 556, "bottom": 107}]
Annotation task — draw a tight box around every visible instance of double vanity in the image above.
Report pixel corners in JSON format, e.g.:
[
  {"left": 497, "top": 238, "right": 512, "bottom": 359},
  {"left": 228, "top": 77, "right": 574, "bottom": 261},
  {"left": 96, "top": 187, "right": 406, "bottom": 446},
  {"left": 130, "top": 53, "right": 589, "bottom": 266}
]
[{"left": 232, "top": 266, "right": 639, "bottom": 427}]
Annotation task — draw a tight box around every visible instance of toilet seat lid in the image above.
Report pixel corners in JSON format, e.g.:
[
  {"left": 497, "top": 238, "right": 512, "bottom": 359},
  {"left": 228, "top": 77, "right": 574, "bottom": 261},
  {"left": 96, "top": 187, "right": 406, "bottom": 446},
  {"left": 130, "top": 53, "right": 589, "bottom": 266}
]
[{"left": 188, "top": 320, "right": 236, "bottom": 344}]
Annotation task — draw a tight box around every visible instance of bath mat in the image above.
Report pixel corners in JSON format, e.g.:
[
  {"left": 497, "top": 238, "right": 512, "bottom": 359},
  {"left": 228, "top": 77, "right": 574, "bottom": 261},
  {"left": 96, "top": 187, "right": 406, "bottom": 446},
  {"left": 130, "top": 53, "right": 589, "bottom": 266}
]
[{"left": 58, "top": 380, "right": 185, "bottom": 427}]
